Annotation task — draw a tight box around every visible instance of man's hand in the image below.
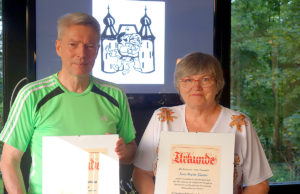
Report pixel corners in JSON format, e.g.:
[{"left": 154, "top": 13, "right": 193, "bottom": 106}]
[{"left": 115, "top": 138, "right": 137, "bottom": 164}]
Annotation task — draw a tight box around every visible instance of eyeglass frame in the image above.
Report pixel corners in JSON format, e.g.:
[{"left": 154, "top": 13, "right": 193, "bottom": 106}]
[{"left": 179, "top": 76, "right": 216, "bottom": 89}]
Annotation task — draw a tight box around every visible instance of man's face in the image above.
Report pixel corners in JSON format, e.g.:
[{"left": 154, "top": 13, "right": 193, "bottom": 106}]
[{"left": 56, "top": 25, "right": 99, "bottom": 78}]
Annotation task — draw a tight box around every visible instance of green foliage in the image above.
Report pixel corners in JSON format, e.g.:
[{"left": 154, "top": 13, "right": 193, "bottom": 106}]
[
  {"left": 120, "top": 178, "right": 138, "bottom": 194},
  {"left": 231, "top": 0, "right": 300, "bottom": 183},
  {"left": 0, "top": 176, "right": 3, "bottom": 194}
]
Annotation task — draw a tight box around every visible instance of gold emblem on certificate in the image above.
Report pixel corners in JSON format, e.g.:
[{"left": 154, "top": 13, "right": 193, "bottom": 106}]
[{"left": 166, "top": 145, "right": 221, "bottom": 194}]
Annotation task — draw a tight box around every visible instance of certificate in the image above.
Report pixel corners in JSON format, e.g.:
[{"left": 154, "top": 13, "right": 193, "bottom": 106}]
[
  {"left": 42, "top": 135, "right": 119, "bottom": 194},
  {"left": 154, "top": 131, "right": 235, "bottom": 194}
]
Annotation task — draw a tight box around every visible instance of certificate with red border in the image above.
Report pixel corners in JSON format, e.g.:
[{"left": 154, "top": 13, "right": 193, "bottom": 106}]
[{"left": 154, "top": 131, "right": 235, "bottom": 194}]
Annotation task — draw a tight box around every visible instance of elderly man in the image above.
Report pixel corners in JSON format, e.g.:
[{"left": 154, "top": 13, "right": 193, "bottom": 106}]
[{"left": 0, "top": 12, "right": 136, "bottom": 193}]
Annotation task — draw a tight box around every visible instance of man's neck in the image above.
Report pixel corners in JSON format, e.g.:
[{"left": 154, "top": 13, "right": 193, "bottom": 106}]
[{"left": 57, "top": 71, "right": 90, "bottom": 93}]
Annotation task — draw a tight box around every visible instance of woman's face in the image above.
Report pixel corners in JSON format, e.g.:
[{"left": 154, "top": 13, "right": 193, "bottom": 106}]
[{"left": 179, "top": 73, "right": 219, "bottom": 110}]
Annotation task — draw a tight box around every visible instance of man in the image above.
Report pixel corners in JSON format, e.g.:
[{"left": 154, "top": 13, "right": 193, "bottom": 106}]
[{"left": 0, "top": 12, "right": 136, "bottom": 193}]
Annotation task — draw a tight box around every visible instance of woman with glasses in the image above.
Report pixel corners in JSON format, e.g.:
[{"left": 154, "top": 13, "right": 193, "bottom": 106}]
[{"left": 132, "top": 52, "right": 273, "bottom": 194}]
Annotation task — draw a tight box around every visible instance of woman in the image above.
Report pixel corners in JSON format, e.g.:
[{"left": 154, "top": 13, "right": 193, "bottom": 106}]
[{"left": 133, "top": 52, "right": 273, "bottom": 194}]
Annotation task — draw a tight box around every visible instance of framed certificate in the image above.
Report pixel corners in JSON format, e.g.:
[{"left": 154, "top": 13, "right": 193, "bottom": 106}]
[
  {"left": 42, "top": 135, "right": 119, "bottom": 194},
  {"left": 154, "top": 131, "right": 235, "bottom": 194}
]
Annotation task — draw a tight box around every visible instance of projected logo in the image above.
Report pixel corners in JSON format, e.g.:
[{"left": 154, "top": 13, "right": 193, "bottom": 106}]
[
  {"left": 102, "top": 7, "right": 155, "bottom": 75},
  {"left": 93, "top": 1, "right": 165, "bottom": 84}
]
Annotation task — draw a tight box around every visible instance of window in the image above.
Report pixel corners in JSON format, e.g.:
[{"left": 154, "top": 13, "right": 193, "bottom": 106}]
[{"left": 231, "top": 0, "right": 300, "bottom": 184}]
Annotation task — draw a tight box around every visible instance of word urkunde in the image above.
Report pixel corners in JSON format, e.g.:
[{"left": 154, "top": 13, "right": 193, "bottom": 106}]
[{"left": 173, "top": 152, "right": 217, "bottom": 165}]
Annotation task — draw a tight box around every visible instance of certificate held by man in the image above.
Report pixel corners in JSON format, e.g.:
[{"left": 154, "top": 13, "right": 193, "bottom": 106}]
[
  {"left": 42, "top": 135, "right": 119, "bottom": 194},
  {"left": 154, "top": 131, "right": 235, "bottom": 194}
]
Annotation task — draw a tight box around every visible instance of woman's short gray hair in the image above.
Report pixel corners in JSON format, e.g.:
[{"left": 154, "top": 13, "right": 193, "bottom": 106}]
[
  {"left": 174, "top": 52, "right": 225, "bottom": 102},
  {"left": 57, "top": 12, "right": 101, "bottom": 41}
]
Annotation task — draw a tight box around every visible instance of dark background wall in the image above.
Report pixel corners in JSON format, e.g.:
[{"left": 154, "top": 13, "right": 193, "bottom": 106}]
[{"left": 2, "top": 0, "right": 33, "bottom": 191}]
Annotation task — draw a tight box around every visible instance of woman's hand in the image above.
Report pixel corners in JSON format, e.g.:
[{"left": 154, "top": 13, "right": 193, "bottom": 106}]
[
  {"left": 133, "top": 167, "right": 155, "bottom": 194},
  {"left": 242, "top": 180, "right": 270, "bottom": 194}
]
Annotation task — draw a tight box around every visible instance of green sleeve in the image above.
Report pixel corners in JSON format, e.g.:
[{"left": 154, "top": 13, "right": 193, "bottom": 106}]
[
  {"left": 116, "top": 90, "right": 136, "bottom": 144},
  {"left": 0, "top": 85, "right": 35, "bottom": 152}
]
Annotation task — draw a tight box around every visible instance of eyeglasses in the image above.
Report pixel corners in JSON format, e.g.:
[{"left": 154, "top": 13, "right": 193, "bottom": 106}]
[{"left": 180, "top": 76, "right": 215, "bottom": 89}]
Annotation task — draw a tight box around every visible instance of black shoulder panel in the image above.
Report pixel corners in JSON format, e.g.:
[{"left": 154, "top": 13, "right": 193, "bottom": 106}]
[
  {"left": 91, "top": 85, "right": 119, "bottom": 108},
  {"left": 36, "top": 87, "right": 64, "bottom": 112}
]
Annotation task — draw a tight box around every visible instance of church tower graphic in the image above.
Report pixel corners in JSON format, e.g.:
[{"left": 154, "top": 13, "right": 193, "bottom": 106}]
[
  {"left": 139, "top": 7, "right": 156, "bottom": 73},
  {"left": 101, "top": 6, "right": 156, "bottom": 75}
]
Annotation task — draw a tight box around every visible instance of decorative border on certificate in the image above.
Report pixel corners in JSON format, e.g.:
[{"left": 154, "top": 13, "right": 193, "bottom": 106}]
[{"left": 154, "top": 131, "right": 235, "bottom": 194}]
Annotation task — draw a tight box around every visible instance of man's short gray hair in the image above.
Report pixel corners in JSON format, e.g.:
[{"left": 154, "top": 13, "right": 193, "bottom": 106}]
[{"left": 57, "top": 12, "right": 101, "bottom": 41}]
